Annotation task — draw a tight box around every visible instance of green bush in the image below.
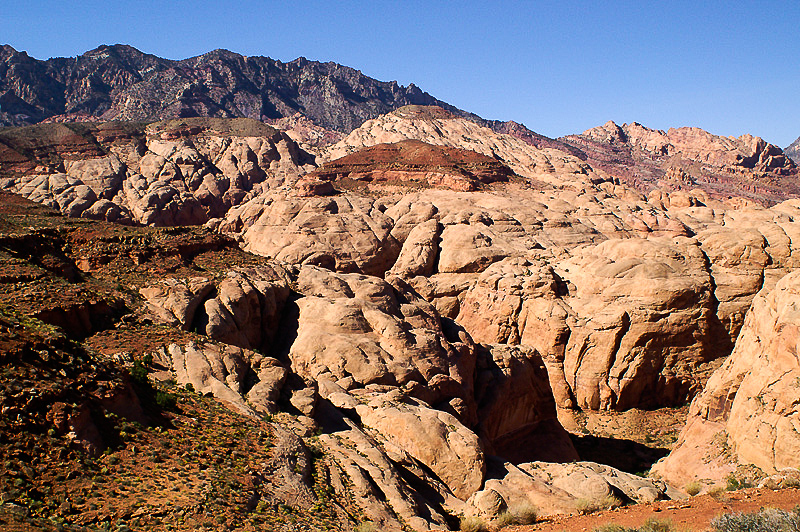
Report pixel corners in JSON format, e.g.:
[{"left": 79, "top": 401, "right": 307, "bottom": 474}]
[
  {"left": 129, "top": 361, "right": 149, "bottom": 385},
  {"left": 155, "top": 390, "right": 177, "bottom": 410}
]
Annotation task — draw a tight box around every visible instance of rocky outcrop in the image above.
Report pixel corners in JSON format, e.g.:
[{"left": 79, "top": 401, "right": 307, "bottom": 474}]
[
  {"left": 0, "top": 118, "right": 315, "bottom": 225},
  {"left": 457, "top": 236, "right": 722, "bottom": 411},
  {"left": 653, "top": 270, "right": 800, "bottom": 487},
  {"left": 309, "top": 139, "right": 514, "bottom": 192},
  {"left": 322, "top": 106, "right": 599, "bottom": 187},
  {"left": 288, "top": 266, "right": 476, "bottom": 416},
  {"left": 466, "top": 460, "right": 677, "bottom": 520},
  {"left": 140, "top": 263, "right": 292, "bottom": 352},
  {"left": 149, "top": 341, "right": 288, "bottom": 416},
  {"left": 561, "top": 121, "right": 800, "bottom": 204}
]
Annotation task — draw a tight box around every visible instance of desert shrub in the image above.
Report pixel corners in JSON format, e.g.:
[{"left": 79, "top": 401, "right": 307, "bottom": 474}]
[
  {"left": 711, "top": 507, "right": 800, "bottom": 532},
  {"left": 511, "top": 502, "right": 538, "bottom": 525},
  {"left": 460, "top": 515, "right": 489, "bottom": 532},
  {"left": 354, "top": 522, "right": 378, "bottom": 532},
  {"left": 596, "top": 525, "right": 628, "bottom": 532},
  {"left": 594, "top": 518, "right": 677, "bottom": 532},
  {"left": 638, "top": 518, "right": 678, "bottom": 532},
  {"left": 577, "top": 498, "right": 598, "bottom": 515},
  {"left": 684, "top": 481, "right": 702, "bottom": 496},
  {"left": 579, "top": 495, "right": 624, "bottom": 514},
  {"left": 494, "top": 511, "right": 516, "bottom": 529},
  {"left": 129, "top": 360, "right": 149, "bottom": 385},
  {"left": 494, "top": 502, "right": 539, "bottom": 528},
  {"left": 726, "top": 474, "right": 744, "bottom": 491},
  {"left": 707, "top": 486, "right": 726, "bottom": 500},
  {"left": 155, "top": 390, "right": 178, "bottom": 410}
]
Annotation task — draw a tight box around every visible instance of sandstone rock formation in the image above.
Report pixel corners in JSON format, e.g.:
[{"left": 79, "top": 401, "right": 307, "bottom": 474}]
[
  {"left": 653, "top": 270, "right": 800, "bottom": 487},
  {"left": 466, "top": 460, "right": 678, "bottom": 520},
  {"left": 4, "top": 100, "right": 800, "bottom": 531},
  {"left": 0, "top": 118, "right": 315, "bottom": 225},
  {"left": 309, "top": 139, "right": 514, "bottom": 192},
  {"left": 561, "top": 121, "right": 799, "bottom": 204},
  {"left": 322, "top": 105, "right": 599, "bottom": 187}
]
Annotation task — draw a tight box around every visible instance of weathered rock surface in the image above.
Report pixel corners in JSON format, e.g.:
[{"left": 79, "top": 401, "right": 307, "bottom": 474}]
[
  {"left": 141, "top": 263, "right": 292, "bottom": 352},
  {"left": 356, "top": 393, "right": 485, "bottom": 500},
  {"left": 561, "top": 121, "right": 800, "bottom": 204},
  {"left": 653, "top": 270, "right": 800, "bottom": 486},
  {"left": 288, "top": 266, "right": 476, "bottom": 416},
  {"left": 150, "top": 341, "right": 288, "bottom": 416},
  {"left": 466, "top": 460, "right": 677, "bottom": 519},
  {"left": 0, "top": 118, "right": 315, "bottom": 225},
  {"left": 473, "top": 344, "right": 578, "bottom": 463},
  {"left": 323, "top": 106, "right": 599, "bottom": 187},
  {"left": 309, "top": 139, "right": 514, "bottom": 192}
]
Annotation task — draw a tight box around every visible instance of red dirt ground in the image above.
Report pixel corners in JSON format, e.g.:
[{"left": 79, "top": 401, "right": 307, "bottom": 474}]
[{"left": 513, "top": 487, "right": 800, "bottom": 532}]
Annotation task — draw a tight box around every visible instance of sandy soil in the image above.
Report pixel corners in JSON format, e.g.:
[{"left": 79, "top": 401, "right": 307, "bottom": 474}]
[{"left": 513, "top": 487, "right": 800, "bottom": 532}]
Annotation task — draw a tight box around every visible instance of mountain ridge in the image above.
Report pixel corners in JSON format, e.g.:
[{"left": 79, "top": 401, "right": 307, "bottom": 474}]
[{"left": 0, "top": 43, "right": 488, "bottom": 133}]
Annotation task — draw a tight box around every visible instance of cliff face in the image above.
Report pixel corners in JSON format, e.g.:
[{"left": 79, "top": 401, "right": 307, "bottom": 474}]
[{"left": 0, "top": 44, "right": 481, "bottom": 132}]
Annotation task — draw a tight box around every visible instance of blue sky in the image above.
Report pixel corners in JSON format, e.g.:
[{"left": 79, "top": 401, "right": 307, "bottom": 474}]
[{"left": 3, "top": 0, "right": 799, "bottom": 146}]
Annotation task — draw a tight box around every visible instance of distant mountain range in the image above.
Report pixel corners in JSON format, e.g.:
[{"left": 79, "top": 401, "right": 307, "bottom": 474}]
[
  {"left": 0, "top": 44, "right": 482, "bottom": 132},
  {"left": 1, "top": 43, "right": 797, "bottom": 202},
  {"left": 0, "top": 44, "right": 590, "bottom": 154}
]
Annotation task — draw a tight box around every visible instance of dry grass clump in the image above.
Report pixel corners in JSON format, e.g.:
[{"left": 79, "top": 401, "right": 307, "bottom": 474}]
[
  {"left": 707, "top": 486, "right": 727, "bottom": 501},
  {"left": 684, "top": 481, "right": 702, "bottom": 496},
  {"left": 460, "top": 515, "right": 489, "bottom": 532},
  {"left": 595, "top": 518, "right": 680, "bottom": 532},
  {"left": 354, "top": 522, "right": 378, "bottom": 532},
  {"left": 577, "top": 495, "right": 624, "bottom": 515},
  {"left": 711, "top": 507, "right": 800, "bottom": 532},
  {"left": 494, "top": 502, "right": 539, "bottom": 528}
]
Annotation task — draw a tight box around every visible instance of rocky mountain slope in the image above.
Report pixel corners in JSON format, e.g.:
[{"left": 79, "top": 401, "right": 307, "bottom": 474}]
[
  {"left": 0, "top": 44, "right": 486, "bottom": 132},
  {"left": 560, "top": 121, "right": 799, "bottom": 204},
  {"left": 2, "top": 102, "right": 800, "bottom": 530},
  {"left": 787, "top": 135, "right": 800, "bottom": 164}
]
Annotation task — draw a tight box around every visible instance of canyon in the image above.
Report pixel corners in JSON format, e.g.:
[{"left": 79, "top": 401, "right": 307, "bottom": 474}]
[{"left": 1, "top": 45, "right": 800, "bottom": 532}]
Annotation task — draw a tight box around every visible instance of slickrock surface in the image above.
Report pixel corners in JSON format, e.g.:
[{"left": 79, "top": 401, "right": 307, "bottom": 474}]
[
  {"left": 653, "top": 270, "right": 800, "bottom": 487},
  {"left": 2, "top": 102, "right": 800, "bottom": 531},
  {"left": 0, "top": 117, "right": 315, "bottom": 224}
]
